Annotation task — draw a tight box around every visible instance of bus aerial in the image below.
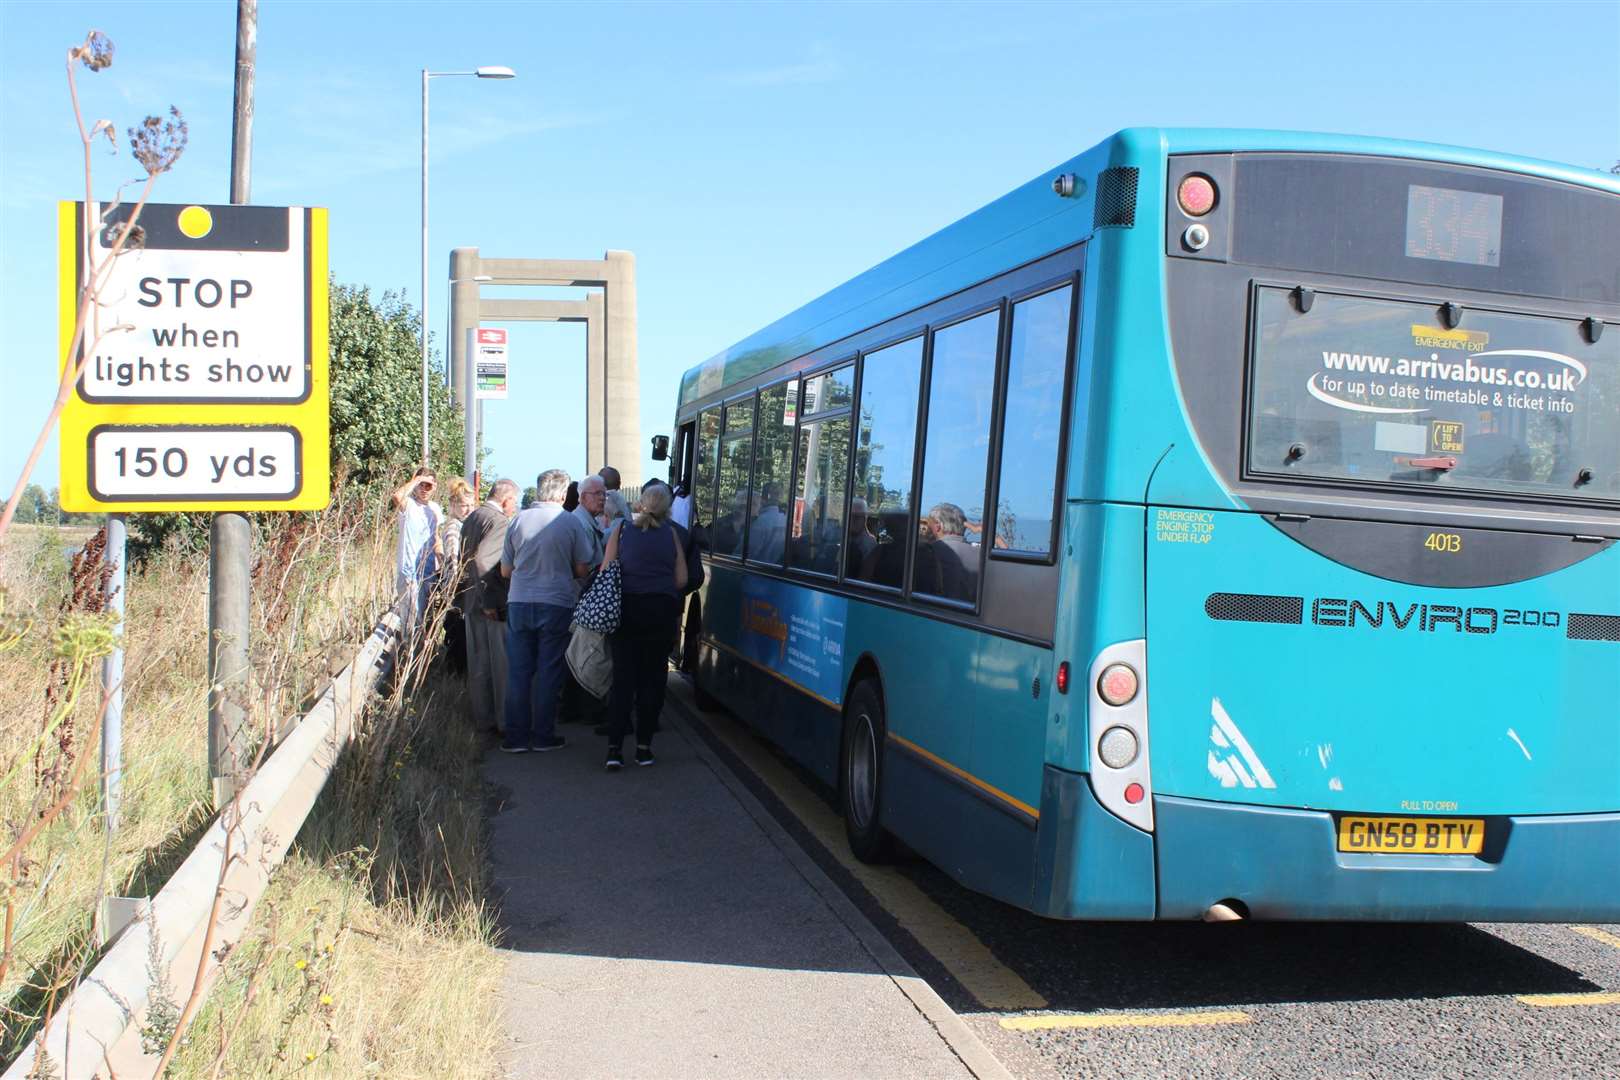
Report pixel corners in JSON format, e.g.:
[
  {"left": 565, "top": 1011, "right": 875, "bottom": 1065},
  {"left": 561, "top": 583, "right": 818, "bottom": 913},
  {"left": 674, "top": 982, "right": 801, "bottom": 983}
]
[{"left": 668, "top": 128, "right": 1620, "bottom": 922}]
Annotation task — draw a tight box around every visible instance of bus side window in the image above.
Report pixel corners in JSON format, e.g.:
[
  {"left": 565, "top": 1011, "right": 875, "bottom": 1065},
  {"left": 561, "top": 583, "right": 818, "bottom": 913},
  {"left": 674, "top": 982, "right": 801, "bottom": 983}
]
[
  {"left": 993, "top": 285, "right": 1073, "bottom": 557},
  {"left": 915, "top": 308, "right": 1002, "bottom": 604},
  {"left": 694, "top": 407, "right": 721, "bottom": 537},
  {"left": 791, "top": 414, "right": 851, "bottom": 577},
  {"left": 714, "top": 398, "right": 755, "bottom": 558},
  {"left": 849, "top": 336, "right": 924, "bottom": 589},
  {"left": 745, "top": 382, "right": 794, "bottom": 567}
]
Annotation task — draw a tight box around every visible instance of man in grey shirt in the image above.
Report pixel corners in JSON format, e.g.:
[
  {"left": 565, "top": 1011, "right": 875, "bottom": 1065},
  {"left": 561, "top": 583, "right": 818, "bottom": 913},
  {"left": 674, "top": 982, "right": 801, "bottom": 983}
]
[
  {"left": 500, "top": 468, "right": 595, "bottom": 752},
  {"left": 459, "top": 478, "right": 519, "bottom": 734},
  {"left": 573, "top": 474, "right": 609, "bottom": 566},
  {"left": 560, "top": 473, "right": 610, "bottom": 729}
]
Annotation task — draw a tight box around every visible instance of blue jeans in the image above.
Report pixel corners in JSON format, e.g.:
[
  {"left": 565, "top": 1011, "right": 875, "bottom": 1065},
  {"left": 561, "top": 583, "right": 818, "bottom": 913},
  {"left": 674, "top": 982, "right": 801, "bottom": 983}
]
[{"left": 503, "top": 601, "right": 574, "bottom": 749}]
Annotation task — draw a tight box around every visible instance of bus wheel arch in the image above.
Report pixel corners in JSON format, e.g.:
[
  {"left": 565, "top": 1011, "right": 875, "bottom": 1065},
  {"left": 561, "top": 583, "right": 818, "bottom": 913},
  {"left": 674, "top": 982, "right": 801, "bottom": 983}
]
[{"left": 841, "top": 662, "right": 895, "bottom": 863}]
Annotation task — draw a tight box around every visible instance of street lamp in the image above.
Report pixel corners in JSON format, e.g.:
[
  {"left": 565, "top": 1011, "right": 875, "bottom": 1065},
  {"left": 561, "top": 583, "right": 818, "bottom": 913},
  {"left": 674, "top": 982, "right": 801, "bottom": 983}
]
[{"left": 421, "top": 65, "right": 515, "bottom": 464}]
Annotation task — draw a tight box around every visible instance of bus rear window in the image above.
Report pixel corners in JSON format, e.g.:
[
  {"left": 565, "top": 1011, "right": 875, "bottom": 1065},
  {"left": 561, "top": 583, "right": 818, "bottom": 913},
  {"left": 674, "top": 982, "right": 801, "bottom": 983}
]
[{"left": 1247, "top": 286, "right": 1619, "bottom": 505}]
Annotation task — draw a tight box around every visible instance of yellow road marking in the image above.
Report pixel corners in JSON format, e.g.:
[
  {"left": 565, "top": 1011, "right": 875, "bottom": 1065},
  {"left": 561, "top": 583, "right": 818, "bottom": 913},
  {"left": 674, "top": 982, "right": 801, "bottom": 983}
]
[
  {"left": 1516, "top": 992, "right": 1620, "bottom": 1008},
  {"left": 687, "top": 692, "right": 1048, "bottom": 1011},
  {"left": 1571, "top": 926, "right": 1620, "bottom": 951},
  {"left": 1001, "top": 1010, "right": 1252, "bottom": 1031}
]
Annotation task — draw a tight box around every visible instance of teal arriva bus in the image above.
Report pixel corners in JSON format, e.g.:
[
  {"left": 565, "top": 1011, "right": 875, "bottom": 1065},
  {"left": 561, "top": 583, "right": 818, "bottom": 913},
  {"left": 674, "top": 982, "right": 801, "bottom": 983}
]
[{"left": 668, "top": 129, "right": 1619, "bottom": 921}]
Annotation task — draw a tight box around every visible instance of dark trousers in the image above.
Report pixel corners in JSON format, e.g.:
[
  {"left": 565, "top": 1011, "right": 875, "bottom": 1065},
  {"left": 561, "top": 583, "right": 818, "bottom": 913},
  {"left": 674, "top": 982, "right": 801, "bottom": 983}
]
[
  {"left": 443, "top": 608, "right": 467, "bottom": 675},
  {"left": 503, "top": 601, "right": 573, "bottom": 749},
  {"left": 607, "top": 592, "right": 681, "bottom": 747},
  {"left": 562, "top": 667, "right": 607, "bottom": 726}
]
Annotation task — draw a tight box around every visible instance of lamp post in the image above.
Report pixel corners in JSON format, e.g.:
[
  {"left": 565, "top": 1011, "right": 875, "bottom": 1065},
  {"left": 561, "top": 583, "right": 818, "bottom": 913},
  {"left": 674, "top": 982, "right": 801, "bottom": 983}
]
[{"left": 421, "top": 65, "right": 515, "bottom": 464}]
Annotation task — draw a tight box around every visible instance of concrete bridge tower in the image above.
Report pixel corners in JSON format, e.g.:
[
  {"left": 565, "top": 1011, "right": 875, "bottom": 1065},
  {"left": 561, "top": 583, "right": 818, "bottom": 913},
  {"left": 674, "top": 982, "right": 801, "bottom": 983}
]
[{"left": 448, "top": 248, "right": 639, "bottom": 478}]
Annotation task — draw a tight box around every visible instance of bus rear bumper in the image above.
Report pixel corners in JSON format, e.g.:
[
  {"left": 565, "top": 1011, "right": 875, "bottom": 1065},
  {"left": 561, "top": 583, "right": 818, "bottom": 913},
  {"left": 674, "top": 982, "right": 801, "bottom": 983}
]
[{"left": 1154, "top": 795, "right": 1620, "bottom": 922}]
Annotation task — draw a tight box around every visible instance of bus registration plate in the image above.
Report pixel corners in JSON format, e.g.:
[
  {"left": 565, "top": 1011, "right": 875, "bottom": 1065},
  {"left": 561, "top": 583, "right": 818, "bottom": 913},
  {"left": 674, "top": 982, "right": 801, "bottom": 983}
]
[{"left": 1337, "top": 816, "right": 1485, "bottom": 855}]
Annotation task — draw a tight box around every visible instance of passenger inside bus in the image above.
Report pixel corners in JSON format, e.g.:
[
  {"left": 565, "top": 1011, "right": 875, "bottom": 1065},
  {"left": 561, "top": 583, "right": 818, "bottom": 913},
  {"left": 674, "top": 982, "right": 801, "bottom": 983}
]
[
  {"left": 713, "top": 490, "right": 747, "bottom": 556},
  {"left": 847, "top": 497, "right": 877, "bottom": 574},
  {"left": 746, "top": 482, "right": 788, "bottom": 563},
  {"left": 863, "top": 509, "right": 913, "bottom": 587},
  {"left": 924, "top": 502, "right": 977, "bottom": 602}
]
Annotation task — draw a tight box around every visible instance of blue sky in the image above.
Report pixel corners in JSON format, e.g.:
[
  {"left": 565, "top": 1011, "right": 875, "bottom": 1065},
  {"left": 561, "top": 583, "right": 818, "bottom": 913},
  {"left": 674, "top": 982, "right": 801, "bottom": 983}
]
[{"left": 2, "top": 0, "right": 1616, "bottom": 495}]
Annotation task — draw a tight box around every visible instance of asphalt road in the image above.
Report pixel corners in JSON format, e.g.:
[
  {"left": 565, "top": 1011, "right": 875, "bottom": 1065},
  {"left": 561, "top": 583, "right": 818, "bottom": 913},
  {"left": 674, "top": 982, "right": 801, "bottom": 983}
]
[{"left": 673, "top": 684, "right": 1620, "bottom": 1080}]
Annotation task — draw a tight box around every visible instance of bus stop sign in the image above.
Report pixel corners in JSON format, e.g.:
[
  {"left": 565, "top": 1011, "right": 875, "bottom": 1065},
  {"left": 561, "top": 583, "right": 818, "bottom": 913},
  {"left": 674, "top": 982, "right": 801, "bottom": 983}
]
[{"left": 57, "top": 201, "right": 330, "bottom": 511}]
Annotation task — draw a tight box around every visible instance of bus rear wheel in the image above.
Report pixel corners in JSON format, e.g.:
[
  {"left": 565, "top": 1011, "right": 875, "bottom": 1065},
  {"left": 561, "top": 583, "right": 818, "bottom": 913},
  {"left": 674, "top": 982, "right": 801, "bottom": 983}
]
[{"left": 841, "top": 680, "right": 894, "bottom": 863}]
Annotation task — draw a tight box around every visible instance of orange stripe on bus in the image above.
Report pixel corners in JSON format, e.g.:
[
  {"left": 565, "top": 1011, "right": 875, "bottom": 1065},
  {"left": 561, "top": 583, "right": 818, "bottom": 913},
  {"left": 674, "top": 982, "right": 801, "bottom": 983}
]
[
  {"left": 702, "top": 638, "right": 1040, "bottom": 822},
  {"left": 703, "top": 637, "right": 843, "bottom": 710},
  {"left": 888, "top": 732, "right": 1040, "bottom": 821}
]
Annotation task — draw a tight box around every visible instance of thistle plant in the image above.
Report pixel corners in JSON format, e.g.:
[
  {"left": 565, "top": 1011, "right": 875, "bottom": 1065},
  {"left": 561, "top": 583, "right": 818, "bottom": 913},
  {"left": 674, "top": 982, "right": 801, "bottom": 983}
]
[{"left": 0, "top": 30, "right": 187, "bottom": 541}]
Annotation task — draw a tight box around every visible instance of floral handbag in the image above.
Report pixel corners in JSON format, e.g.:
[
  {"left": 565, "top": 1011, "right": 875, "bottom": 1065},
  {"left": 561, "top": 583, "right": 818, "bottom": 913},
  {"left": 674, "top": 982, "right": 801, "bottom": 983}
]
[{"left": 573, "top": 558, "right": 621, "bottom": 635}]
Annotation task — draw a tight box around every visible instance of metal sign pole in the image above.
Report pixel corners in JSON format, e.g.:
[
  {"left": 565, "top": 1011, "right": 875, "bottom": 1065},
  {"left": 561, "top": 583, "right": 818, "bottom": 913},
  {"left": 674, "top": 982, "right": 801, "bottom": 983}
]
[
  {"left": 209, "top": 0, "right": 257, "bottom": 803},
  {"left": 101, "top": 514, "right": 126, "bottom": 829}
]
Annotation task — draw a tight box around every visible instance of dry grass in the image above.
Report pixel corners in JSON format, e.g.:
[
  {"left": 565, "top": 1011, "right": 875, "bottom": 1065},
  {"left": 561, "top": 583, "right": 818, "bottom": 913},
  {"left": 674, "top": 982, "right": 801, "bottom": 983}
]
[
  {"left": 0, "top": 504, "right": 502, "bottom": 1075},
  {"left": 167, "top": 679, "right": 503, "bottom": 1079}
]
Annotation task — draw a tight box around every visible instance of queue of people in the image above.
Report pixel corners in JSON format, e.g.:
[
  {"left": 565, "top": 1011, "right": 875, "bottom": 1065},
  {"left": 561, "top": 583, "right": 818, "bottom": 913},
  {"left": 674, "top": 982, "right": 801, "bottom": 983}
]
[{"left": 396, "top": 462, "right": 700, "bottom": 772}]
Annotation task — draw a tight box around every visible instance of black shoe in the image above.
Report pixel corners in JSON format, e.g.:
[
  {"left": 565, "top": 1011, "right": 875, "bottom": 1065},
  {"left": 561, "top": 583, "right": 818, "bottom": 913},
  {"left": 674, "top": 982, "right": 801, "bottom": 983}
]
[
  {"left": 635, "top": 744, "right": 655, "bottom": 767},
  {"left": 499, "top": 744, "right": 529, "bottom": 754},
  {"left": 532, "top": 736, "right": 567, "bottom": 752},
  {"left": 604, "top": 745, "right": 624, "bottom": 771}
]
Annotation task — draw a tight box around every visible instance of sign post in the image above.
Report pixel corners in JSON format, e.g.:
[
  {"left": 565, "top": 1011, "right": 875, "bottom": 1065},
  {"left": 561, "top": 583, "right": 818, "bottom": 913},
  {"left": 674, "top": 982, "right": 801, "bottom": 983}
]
[
  {"left": 58, "top": 200, "right": 329, "bottom": 805},
  {"left": 472, "top": 326, "right": 509, "bottom": 400}
]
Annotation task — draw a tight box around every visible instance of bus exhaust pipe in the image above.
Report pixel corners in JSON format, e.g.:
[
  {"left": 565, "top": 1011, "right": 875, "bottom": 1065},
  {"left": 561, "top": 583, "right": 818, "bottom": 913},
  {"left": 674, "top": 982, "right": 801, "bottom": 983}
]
[{"left": 1203, "top": 900, "right": 1247, "bottom": 922}]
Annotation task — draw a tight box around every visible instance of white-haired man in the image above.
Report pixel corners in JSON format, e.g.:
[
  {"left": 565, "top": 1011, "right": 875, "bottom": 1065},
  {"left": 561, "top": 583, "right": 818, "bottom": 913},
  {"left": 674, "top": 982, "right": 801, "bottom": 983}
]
[
  {"left": 560, "top": 473, "right": 611, "bottom": 730},
  {"left": 500, "top": 468, "right": 594, "bottom": 753},
  {"left": 460, "top": 478, "right": 520, "bottom": 734},
  {"left": 573, "top": 474, "right": 609, "bottom": 565}
]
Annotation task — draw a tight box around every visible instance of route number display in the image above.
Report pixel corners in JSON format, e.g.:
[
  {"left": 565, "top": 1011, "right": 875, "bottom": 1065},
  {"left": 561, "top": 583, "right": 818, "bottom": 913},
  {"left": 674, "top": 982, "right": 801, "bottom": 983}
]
[{"left": 58, "top": 202, "right": 329, "bottom": 511}]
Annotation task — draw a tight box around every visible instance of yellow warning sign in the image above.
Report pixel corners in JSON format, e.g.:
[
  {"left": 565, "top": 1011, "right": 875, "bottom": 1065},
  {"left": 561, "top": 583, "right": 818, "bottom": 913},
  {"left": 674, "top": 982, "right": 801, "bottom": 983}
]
[{"left": 57, "top": 201, "right": 330, "bottom": 511}]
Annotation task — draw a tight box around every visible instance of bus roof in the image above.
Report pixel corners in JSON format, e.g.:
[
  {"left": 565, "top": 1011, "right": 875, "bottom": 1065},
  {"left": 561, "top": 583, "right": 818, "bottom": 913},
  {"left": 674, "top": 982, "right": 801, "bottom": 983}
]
[{"left": 677, "top": 127, "right": 1620, "bottom": 411}]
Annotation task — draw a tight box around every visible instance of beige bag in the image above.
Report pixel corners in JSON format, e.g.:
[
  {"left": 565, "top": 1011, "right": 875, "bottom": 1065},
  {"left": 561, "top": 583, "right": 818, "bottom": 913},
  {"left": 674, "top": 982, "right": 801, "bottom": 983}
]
[{"left": 566, "top": 624, "right": 612, "bottom": 699}]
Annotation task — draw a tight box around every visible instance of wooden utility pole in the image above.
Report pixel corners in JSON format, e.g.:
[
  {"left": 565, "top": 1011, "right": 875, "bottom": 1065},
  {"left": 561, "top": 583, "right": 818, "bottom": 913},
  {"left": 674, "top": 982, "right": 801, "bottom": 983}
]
[{"left": 208, "top": 0, "right": 256, "bottom": 803}]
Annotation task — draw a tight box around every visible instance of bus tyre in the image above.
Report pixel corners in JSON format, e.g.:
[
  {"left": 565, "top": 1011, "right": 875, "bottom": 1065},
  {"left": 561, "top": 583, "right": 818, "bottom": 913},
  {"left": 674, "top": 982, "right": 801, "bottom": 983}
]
[{"left": 841, "top": 681, "right": 894, "bottom": 863}]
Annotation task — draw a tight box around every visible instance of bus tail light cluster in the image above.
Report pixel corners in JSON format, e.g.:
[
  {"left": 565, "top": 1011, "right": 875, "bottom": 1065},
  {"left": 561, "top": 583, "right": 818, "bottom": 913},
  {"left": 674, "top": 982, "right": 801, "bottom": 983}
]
[{"left": 1088, "top": 639, "right": 1153, "bottom": 832}]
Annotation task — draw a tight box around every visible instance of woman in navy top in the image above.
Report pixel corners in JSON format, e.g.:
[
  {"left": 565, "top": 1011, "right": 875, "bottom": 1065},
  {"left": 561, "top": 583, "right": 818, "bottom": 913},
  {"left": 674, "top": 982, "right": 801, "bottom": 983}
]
[{"left": 601, "top": 483, "right": 688, "bottom": 768}]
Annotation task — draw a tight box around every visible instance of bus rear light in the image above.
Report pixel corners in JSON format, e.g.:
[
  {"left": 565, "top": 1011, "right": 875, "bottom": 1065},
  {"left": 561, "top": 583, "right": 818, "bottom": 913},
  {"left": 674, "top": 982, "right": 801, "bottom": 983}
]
[
  {"left": 1098, "top": 726, "right": 1138, "bottom": 769},
  {"left": 1056, "top": 661, "right": 1070, "bottom": 694},
  {"left": 1098, "top": 663, "right": 1138, "bottom": 706},
  {"left": 1088, "top": 640, "right": 1153, "bottom": 833},
  {"left": 1177, "top": 174, "right": 1217, "bottom": 216}
]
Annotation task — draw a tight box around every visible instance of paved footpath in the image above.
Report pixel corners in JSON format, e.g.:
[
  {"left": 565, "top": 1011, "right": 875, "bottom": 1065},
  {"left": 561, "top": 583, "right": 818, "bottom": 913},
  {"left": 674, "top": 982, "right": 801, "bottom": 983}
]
[{"left": 485, "top": 678, "right": 1004, "bottom": 1080}]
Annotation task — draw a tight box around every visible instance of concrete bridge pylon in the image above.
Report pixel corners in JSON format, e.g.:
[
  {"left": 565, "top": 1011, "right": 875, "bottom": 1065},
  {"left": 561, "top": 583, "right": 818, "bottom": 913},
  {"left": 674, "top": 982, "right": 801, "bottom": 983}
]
[{"left": 448, "top": 248, "right": 638, "bottom": 481}]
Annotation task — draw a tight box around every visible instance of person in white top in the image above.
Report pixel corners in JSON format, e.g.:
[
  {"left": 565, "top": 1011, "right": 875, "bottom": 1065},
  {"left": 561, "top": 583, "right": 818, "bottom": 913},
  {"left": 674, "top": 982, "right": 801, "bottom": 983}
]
[
  {"left": 391, "top": 467, "right": 441, "bottom": 638},
  {"left": 670, "top": 477, "right": 694, "bottom": 530}
]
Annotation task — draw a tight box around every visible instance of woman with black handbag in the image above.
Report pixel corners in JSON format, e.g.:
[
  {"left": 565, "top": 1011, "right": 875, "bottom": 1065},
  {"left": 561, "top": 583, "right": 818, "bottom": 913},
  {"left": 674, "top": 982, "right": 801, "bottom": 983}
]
[{"left": 600, "top": 483, "right": 687, "bottom": 769}]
